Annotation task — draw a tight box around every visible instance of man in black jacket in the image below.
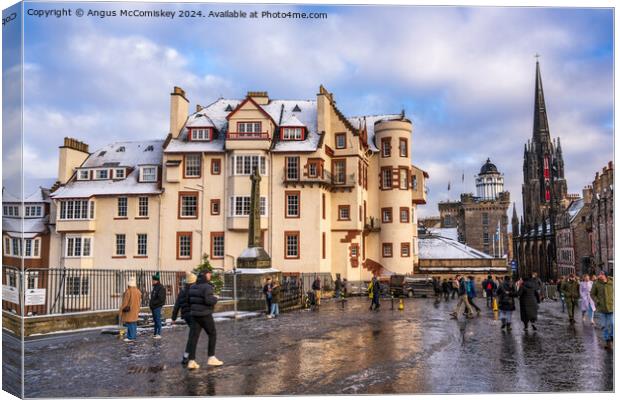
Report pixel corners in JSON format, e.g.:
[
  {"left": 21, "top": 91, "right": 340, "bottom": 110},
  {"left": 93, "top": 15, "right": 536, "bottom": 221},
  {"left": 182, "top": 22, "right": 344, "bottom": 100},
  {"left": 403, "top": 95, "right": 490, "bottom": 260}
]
[
  {"left": 172, "top": 272, "right": 197, "bottom": 365},
  {"left": 186, "top": 270, "right": 223, "bottom": 369},
  {"left": 149, "top": 273, "right": 167, "bottom": 339}
]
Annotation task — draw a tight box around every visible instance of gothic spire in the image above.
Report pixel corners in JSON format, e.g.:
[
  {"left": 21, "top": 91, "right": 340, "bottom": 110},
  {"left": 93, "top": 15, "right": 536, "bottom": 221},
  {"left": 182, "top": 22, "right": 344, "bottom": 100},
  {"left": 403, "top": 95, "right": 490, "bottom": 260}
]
[{"left": 533, "top": 60, "right": 551, "bottom": 144}]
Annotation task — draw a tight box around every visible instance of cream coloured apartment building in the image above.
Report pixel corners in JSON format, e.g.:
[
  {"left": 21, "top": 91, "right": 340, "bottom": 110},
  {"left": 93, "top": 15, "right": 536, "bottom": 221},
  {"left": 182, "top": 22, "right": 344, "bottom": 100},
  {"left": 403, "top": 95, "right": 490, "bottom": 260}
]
[{"left": 47, "top": 86, "right": 427, "bottom": 280}]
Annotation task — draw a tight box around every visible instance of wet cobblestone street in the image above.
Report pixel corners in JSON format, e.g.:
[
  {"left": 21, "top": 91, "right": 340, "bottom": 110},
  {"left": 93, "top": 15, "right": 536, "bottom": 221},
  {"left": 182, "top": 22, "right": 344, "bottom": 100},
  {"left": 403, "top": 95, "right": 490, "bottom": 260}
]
[{"left": 9, "top": 297, "right": 615, "bottom": 397}]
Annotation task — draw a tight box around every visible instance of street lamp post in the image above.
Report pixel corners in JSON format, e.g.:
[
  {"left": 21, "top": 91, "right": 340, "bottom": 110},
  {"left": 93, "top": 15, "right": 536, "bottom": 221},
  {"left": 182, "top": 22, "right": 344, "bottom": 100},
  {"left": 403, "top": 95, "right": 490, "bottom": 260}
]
[{"left": 226, "top": 254, "right": 238, "bottom": 319}]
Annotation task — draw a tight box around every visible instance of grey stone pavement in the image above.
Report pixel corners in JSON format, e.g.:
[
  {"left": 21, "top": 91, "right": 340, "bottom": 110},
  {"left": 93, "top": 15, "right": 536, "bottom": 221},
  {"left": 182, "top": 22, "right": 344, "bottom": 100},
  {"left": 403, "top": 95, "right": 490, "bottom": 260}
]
[{"left": 3, "top": 296, "right": 614, "bottom": 397}]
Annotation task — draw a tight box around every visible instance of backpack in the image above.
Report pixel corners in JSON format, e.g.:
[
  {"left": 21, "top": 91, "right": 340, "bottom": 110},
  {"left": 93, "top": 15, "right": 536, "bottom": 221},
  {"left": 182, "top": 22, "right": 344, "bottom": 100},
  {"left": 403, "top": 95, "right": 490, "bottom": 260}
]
[{"left": 486, "top": 282, "right": 492, "bottom": 290}]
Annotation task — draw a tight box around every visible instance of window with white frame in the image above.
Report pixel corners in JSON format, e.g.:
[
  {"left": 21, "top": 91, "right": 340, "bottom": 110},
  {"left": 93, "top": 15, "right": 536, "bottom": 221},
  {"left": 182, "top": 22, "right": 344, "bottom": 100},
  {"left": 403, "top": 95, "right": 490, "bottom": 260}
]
[
  {"left": 399, "top": 169, "right": 409, "bottom": 190},
  {"left": 66, "top": 236, "right": 93, "bottom": 257},
  {"left": 381, "top": 168, "right": 392, "bottom": 189},
  {"left": 26, "top": 272, "right": 39, "bottom": 289},
  {"left": 185, "top": 154, "right": 201, "bottom": 177},
  {"left": 237, "top": 122, "right": 261, "bottom": 134},
  {"left": 25, "top": 205, "right": 43, "bottom": 218},
  {"left": 180, "top": 194, "right": 198, "bottom": 218},
  {"left": 335, "top": 133, "right": 346, "bottom": 149},
  {"left": 3, "top": 237, "right": 10, "bottom": 256},
  {"left": 138, "top": 197, "right": 149, "bottom": 217},
  {"left": 3, "top": 205, "right": 19, "bottom": 217},
  {"left": 229, "top": 196, "right": 267, "bottom": 216},
  {"left": 333, "top": 160, "right": 346, "bottom": 184},
  {"left": 95, "top": 169, "right": 109, "bottom": 180},
  {"left": 11, "top": 238, "right": 21, "bottom": 257},
  {"left": 6, "top": 270, "right": 17, "bottom": 287},
  {"left": 77, "top": 170, "right": 90, "bottom": 180},
  {"left": 338, "top": 205, "right": 350, "bottom": 220},
  {"left": 286, "top": 157, "right": 300, "bottom": 180},
  {"left": 191, "top": 128, "right": 211, "bottom": 141},
  {"left": 282, "top": 127, "right": 303, "bottom": 140},
  {"left": 117, "top": 197, "right": 128, "bottom": 217},
  {"left": 178, "top": 233, "right": 192, "bottom": 258},
  {"left": 60, "top": 200, "right": 95, "bottom": 220},
  {"left": 285, "top": 232, "right": 299, "bottom": 258},
  {"left": 285, "top": 192, "right": 300, "bottom": 217},
  {"left": 211, "top": 234, "right": 224, "bottom": 258},
  {"left": 115, "top": 234, "right": 126, "bottom": 256},
  {"left": 137, "top": 234, "right": 148, "bottom": 256},
  {"left": 140, "top": 166, "right": 157, "bottom": 182},
  {"left": 23, "top": 238, "right": 41, "bottom": 258},
  {"left": 114, "top": 168, "right": 126, "bottom": 179},
  {"left": 399, "top": 138, "right": 408, "bottom": 157},
  {"left": 233, "top": 155, "right": 267, "bottom": 175}
]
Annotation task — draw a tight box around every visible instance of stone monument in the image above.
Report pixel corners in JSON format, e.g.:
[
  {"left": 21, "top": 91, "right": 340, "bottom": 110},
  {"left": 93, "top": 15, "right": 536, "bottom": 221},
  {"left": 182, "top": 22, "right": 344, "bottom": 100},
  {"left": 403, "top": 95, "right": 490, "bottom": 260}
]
[{"left": 229, "top": 168, "right": 281, "bottom": 311}]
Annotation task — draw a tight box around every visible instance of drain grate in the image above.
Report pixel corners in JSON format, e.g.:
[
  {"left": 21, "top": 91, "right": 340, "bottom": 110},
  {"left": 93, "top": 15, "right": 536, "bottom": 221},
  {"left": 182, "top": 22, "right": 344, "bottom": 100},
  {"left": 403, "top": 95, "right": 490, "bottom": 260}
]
[{"left": 127, "top": 365, "right": 166, "bottom": 374}]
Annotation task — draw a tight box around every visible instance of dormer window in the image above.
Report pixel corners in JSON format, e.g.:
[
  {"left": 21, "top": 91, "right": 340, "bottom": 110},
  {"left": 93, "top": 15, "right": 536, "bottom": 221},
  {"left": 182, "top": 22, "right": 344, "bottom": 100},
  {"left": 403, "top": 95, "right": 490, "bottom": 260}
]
[
  {"left": 281, "top": 127, "right": 304, "bottom": 141},
  {"left": 238, "top": 122, "right": 261, "bottom": 134},
  {"left": 140, "top": 166, "right": 158, "bottom": 182},
  {"left": 95, "top": 169, "right": 109, "bottom": 180},
  {"left": 116, "top": 146, "right": 125, "bottom": 152},
  {"left": 77, "top": 170, "right": 90, "bottom": 180},
  {"left": 25, "top": 205, "right": 43, "bottom": 218},
  {"left": 190, "top": 128, "right": 212, "bottom": 141},
  {"left": 145, "top": 145, "right": 154, "bottom": 152},
  {"left": 114, "top": 168, "right": 126, "bottom": 179}
]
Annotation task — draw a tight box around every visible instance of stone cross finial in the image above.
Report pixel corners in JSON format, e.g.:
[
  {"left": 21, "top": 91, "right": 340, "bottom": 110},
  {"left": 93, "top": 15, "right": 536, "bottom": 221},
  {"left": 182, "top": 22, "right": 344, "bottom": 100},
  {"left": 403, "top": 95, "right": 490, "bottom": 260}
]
[{"left": 248, "top": 167, "right": 262, "bottom": 247}]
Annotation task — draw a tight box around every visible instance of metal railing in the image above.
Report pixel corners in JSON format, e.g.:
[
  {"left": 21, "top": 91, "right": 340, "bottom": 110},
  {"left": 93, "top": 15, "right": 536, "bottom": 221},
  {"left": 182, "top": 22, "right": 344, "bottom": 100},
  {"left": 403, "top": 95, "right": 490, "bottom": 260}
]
[
  {"left": 1, "top": 266, "right": 198, "bottom": 317},
  {"left": 226, "top": 132, "right": 270, "bottom": 140}
]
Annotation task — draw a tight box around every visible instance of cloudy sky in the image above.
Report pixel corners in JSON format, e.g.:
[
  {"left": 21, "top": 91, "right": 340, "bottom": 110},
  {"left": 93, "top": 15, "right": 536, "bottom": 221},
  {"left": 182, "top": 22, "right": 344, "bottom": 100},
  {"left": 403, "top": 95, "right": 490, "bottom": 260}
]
[{"left": 4, "top": 2, "right": 613, "bottom": 219}]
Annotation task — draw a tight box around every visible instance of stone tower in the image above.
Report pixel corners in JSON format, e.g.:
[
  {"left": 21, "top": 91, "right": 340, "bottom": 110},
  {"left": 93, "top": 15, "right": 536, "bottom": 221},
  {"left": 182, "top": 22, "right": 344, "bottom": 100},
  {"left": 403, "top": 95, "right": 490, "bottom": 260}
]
[{"left": 522, "top": 60, "right": 568, "bottom": 227}]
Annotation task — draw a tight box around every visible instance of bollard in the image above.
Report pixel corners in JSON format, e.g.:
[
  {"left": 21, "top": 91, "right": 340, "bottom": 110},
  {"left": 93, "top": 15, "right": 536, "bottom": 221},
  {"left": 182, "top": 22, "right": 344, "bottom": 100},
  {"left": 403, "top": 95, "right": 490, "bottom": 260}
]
[
  {"left": 391, "top": 295, "right": 395, "bottom": 310},
  {"left": 492, "top": 297, "right": 499, "bottom": 312},
  {"left": 398, "top": 298, "right": 404, "bottom": 311},
  {"left": 119, "top": 327, "right": 126, "bottom": 340}
]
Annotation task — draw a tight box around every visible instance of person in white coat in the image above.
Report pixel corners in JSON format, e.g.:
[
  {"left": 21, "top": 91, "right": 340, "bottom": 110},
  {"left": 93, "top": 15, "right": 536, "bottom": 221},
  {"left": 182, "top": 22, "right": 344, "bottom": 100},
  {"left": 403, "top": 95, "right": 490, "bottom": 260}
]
[{"left": 579, "top": 274, "right": 596, "bottom": 325}]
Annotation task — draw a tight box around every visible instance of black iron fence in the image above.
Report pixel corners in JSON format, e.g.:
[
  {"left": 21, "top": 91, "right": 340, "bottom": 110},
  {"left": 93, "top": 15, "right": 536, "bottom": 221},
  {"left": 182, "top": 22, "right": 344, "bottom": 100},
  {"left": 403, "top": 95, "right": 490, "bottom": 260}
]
[{"left": 1, "top": 266, "right": 202, "bottom": 317}]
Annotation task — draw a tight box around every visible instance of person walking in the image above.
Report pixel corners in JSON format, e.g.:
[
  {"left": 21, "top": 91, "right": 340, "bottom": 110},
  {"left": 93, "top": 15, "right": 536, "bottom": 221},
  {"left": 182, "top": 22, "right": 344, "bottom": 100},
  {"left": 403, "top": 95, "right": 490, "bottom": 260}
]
[
  {"left": 172, "top": 272, "right": 197, "bottom": 365},
  {"left": 269, "top": 280, "right": 281, "bottom": 318},
  {"left": 368, "top": 275, "right": 381, "bottom": 311},
  {"left": 590, "top": 271, "right": 614, "bottom": 350},
  {"left": 433, "top": 277, "right": 442, "bottom": 304},
  {"left": 334, "top": 275, "right": 343, "bottom": 299},
  {"left": 149, "top": 273, "right": 166, "bottom": 339},
  {"left": 450, "top": 275, "right": 474, "bottom": 320},
  {"left": 482, "top": 275, "right": 497, "bottom": 309},
  {"left": 557, "top": 276, "right": 566, "bottom": 312},
  {"left": 441, "top": 278, "right": 451, "bottom": 301},
  {"left": 187, "top": 270, "right": 223, "bottom": 369},
  {"left": 119, "top": 277, "right": 142, "bottom": 342},
  {"left": 518, "top": 275, "right": 540, "bottom": 331},
  {"left": 466, "top": 276, "right": 481, "bottom": 315},
  {"left": 561, "top": 274, "right": 580, "bottom": 324},
  {"left": 312, "top": 277, "right": 322, "bottom": 306},
  {"left": 496, "top": 275, "right": 517, "bottom": 331},
  {"left": 450, "top": 277, "right": 459, "bottom": 299},
  {"left": 342, "top": 278, "right": 349, "bottom": 298},
  {"left": 262, "top": 277, "right": 273, "bottom": 315},
  {"left": 579, "top": 274, "right": 596, "bottom": 325},
  {"left": 532, "top": 272, "right": 545, "bottom": 302}
]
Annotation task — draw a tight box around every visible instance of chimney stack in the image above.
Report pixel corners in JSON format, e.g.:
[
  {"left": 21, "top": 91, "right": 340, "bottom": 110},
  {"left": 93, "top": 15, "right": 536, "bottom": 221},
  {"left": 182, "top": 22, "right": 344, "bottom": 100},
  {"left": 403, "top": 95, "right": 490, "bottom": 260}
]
[
  {"left": 582, "top": 185, "right": 593, "bottom": 204},
  {"left": 246, "top": 91, "right": 269, "bottom": 105},
  {"left": 170, "top": 86, "right": 189, "bottom": 139},
  {"left": 58, "top": 137, "right": 90, "bottom": 184}
]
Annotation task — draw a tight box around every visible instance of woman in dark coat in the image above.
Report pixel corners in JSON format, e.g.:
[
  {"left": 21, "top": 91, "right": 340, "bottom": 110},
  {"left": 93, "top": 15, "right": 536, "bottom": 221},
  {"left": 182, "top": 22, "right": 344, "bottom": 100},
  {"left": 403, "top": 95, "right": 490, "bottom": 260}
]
[
  {"left": 496, "top": 275, "right": 517, "bottom": 331},
  {"left": 518, "top": 275, "right": 540, "bottom": 331}
]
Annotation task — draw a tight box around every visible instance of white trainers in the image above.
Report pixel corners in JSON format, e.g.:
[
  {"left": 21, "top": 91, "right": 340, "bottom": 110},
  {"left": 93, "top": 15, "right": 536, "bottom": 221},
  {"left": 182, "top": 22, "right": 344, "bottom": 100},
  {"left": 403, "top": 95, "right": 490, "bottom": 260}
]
[
  {"left": 123, "top": 338, "right": 134, "bottom": 342},
  {"left": 153, "top": 335, "right": 162, "bottom": 339},
  {"left": 207, "top": 356, "right": 224, "bottom": 366},
  {"left": 187, "top": 360, "right": 200, "bottom": 370}
]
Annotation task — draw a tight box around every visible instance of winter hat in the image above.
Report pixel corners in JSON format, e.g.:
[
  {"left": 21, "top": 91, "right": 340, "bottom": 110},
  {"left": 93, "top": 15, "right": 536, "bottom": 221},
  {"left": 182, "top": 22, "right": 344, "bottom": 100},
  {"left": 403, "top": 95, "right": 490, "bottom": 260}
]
[
  {"left": 128, "top": 277, "right": 137, "bottom": 287},
  {"left": 186, "top": 272, "right": 197, "bottom": 284},
  {"left": 152, "top": 273, "right": 160, "bottom": 281}
]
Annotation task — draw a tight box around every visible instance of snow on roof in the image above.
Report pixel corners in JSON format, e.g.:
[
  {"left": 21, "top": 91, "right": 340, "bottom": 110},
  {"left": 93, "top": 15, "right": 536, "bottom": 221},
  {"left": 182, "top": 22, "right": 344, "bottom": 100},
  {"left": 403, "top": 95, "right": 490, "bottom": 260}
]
[
  {"left": 3, "top": 178, "right": 55, "bottom": 203},
  {"left": 419, "top": 235, "right": 493, "bottom": 260},
  {"left": 267, "top": 100, "right": 320, "bottom": 152},
  {"left": 347, "top": 114, "right": 402, "bottom": 152},
  {"left": 567, "top": 198, "right": 585, "bottom": 222},
  {"left": 2, "top": 216, "right": 49, "bottom": 235},
  {"left": 83, "top": 140, "right": 163, "bottom": 168},
  {"left": 280, "top": 114, "right": 305, "bottom": 127},
  {"left": 428, "top": 227, "right": 459, "bottom": 241},
  {"left": 52, "top": 140, "right": 164, "bottom": 199}
]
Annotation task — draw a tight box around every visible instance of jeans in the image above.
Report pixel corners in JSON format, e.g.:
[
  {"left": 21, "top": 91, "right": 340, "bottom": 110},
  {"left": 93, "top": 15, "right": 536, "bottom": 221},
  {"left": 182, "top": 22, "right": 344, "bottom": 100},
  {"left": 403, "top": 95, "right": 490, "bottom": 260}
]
[
  {"left": 124, "top": 322, "right": 137, "bottom": 340},
  {"left": 600, "top": 312, "right": 614, "bottom": 342},
  {"left": 370, "top": 296, "right": 380, "bottom": 310},
  {"left": 499, "top": 310, "right": 512, "bottom": 323},
  {"left": 270, "top": 303, "right": 280, "bottom": 317},
  {"left": 486, "top": 293, "right": 494, "bottom": 308},
  {"left": 152, "top": 307, "right": 162, "bottom": 336},
  {"left": 468, "top": 296, "right": 481, "bottom": 312},
  {"left": 265, "top": 295, "right": 272, "bottom": 314},
  {"left": 187, "top": 314, "right": 217, "bottom": 360}
]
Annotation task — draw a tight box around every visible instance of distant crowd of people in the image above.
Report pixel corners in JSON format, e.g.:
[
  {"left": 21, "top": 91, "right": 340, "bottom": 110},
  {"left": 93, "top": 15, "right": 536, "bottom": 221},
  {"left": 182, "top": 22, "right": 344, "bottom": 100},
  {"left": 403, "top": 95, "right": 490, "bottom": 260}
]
[{"left": 431, "top": 271, "right": 613, "bottom": 350}]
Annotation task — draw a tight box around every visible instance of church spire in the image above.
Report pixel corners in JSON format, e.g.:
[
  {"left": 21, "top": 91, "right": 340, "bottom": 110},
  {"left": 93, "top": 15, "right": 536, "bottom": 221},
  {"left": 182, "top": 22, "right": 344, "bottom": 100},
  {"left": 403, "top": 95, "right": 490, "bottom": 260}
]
[{"left": 533, "top": 60, "right": 551, "bottom": 144}]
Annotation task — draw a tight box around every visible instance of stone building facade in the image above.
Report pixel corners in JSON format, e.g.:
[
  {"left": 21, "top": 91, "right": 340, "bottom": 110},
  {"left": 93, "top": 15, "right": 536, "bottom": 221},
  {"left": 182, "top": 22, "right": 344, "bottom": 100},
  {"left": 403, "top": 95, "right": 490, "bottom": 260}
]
[
  {"left": 41, "top": 86, "right": 427, "bottom": 280},
  {"left": 555, "top": 197, "right": 591, "bottom": 276},
  {"left": 588, "top": 162, "right": 614, "bottom": 275}
]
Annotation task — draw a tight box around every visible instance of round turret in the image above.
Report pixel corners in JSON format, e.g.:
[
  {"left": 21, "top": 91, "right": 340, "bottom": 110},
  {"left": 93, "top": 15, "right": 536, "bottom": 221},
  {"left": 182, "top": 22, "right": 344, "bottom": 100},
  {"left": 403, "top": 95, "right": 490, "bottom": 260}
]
[{"left": 476, "top": 158, "right": 504, "bottom": 200}]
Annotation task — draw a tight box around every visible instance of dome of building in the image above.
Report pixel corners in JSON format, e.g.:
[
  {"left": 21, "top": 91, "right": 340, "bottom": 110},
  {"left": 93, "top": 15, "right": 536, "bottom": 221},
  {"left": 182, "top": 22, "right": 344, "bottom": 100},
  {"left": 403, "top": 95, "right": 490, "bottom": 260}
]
[{"left": 480, "top": 158, "right": 499, "bottom": 175}]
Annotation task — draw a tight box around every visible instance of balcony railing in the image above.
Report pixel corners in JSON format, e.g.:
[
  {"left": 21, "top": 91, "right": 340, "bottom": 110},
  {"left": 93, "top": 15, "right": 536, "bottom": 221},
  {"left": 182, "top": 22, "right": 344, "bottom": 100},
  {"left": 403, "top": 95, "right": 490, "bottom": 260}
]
[
  {"left": 226, "top": 132, "right": 270, "bottom": 140},
  {"left": 282, "top": 168, "right": 356, "bottom": 188}
]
